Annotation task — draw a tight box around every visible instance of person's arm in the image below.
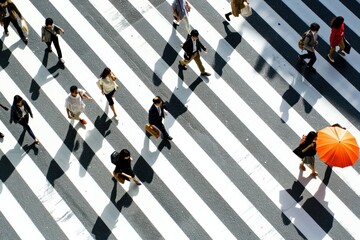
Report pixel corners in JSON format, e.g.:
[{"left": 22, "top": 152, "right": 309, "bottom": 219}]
[
  {"left": 11, "top": 2, "right": 24, "bottom": 20},
  {"left": 66, "top": 108, "right": 73, "bottom": 119},
  {"left": 303, "top": 34, "right": 314, "bottom": 52},
  {"left": 80, "top": 91, "right": 93, "bottom": 101},
  {"left": 0, "top": 103, "right": 9, "bottom": 111}
]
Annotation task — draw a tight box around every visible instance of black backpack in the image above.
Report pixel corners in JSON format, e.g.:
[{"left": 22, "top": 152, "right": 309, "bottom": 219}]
[{"left": 110, "top": 151, "right": 119, "bottom": 165}]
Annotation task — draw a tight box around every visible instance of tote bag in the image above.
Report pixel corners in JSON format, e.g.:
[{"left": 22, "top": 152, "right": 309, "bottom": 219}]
[{"left": 241, "top": 2, "right": 252, "bottom": 17}]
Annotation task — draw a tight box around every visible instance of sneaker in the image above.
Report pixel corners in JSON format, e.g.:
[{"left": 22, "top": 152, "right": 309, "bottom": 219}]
[
  {"left": 5, "top": 31, "right": 9, "bottom": 36},
  {"left": 338, "top": 51, "right": 345, "bottom": 56},
  {"left": 59, "top": 58, "right": 65, "bottom": 64},
  {"left": 47, "top": 46, "right": 52, "bottom": 52},
  {"left": 225, "top": 13, "right": 231, "bottom": 21},
  {"left": 34, "top": 138, "right": 40, "bottom": 145},
  {"left": 22, "top": 37, "right": 28, "bottom": 44},
  {"left": 80, "top": 119, "right": 87, "bottom": 125},
  {"left": 0, "top": 132, "right": 4, "bottom": 138},
  {"left": 327, "top": 54, "right": 335, "bottom": 63},
  {"left": 200, "top": 72, "right": 211, "bottom": 76}
]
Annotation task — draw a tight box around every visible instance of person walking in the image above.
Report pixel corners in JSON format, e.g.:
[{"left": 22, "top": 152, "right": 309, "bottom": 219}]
[
  {"left": 178, "top": 29, "right": 211, "bottom": 76},
  {"left": 298, "top": 23, "right": 320, "bottom": 71},
  {"left": 10, "top": 95, "right": 39, "bottom": 144},
  {"left": 0, "top": 0, "right": 28, "bottom": 43},
  {"left": 0, "top": 103, "right": 9, "bottom": 138},
  {"left": 293, "top": 131, "right": 318, "bottom": 177},
  {"left": 65, "top": 85, "right": 93, "bottom": 125},
  {"left": 97, "top": 67, "right": 119, "bottom": 119},
  {"left": 113, "top": 149, "right": 141, "bottom": 185},
  {"left": 225, "top": 0, "right": 249, "bottom": 21},
  {"left": 148, "top": 96, "right": 172, "bottom": 141},
  {"left": 41, "top": 17, "right": 65, "bottom": 64},
  {"left": 172, "top": 0, "right": 191, "bottom": 34},
  {"left": 328, "top": 16, "right": 346, "bottom": 63}
]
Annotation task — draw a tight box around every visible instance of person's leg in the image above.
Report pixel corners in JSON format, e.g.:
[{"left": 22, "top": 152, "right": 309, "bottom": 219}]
[
  {"left": 19, "top": 115, "right": 38, "bottom": 142},
  {"left": 193, "top": 52, "right": 205, "bottom": 74},
  {"left": 299, "top": 161, "right": 306, "bottom": 171},
  {"left": 156, "top": 123, "right": 171, "bottom": 139},
  {"left": 307, "top": 51, "right": 316, "bottom": 67},
  {"left": 338, "top": 38, "right": 345, "bottom": 56},
  {"left": 183, "top": 16, "right": 191, "bottom": 35},
  {"left": 10, "top": 17, "right": 25, "bottom": 39},
  {"left": 328, "top": 47, "right": 335, "bottom": 62},
  {"left": 52, "top": 35, "right": 62, "bottom": 59},
  {"left": 105, "top": 90, "right": 117, "bottom": 117},
  {"left": 46, "top": 41, "right": 52, "bottom": 51},
  {"left": 3, "top": 17, "right": 11, "bottom": 35},
  {"left": 225, "top": 12, "right": 232, "bottom": 21}
]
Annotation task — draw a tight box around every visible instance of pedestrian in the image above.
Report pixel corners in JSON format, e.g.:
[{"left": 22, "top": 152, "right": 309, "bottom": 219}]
[
  {"left": 0, "top": 103, "right": 9, "bottom": 138},
  {"left": 225, "top": 0, "right": 249, "bottom": 21},
  {"left": 298, "top": 23, "right": 320, "bottom": 71},
  {"left": 65, "top": 85, "right": 93, "bottom": 125},
  {"left": 97, "top": 67, "right": 119, "bottom": 119},
  {"left": 0, "top": 0, "right": 28, "bottom": 44},
  {"left": 172, "top": 0, "right": 191, "bottom": 34},
  {"left": 148, "top": 96, "right": 172, "bottom": 140},
  {"left": 41, "top": 17, "right": 65, "bottom": 64},
  {"left": 10, "top": 95, "right": 39, "bottom": 144},
  {"left": 327, "top": 16, "right": 346, "bottom": 63},
  {"left": 113, "top": 149, "right": 141, "bottom": 185},
  {"left": 293, "top": 131, "right": 318, "bottom": 177},
  {"left": 178, "top": 29, "right": 211, "bottom": 76}
]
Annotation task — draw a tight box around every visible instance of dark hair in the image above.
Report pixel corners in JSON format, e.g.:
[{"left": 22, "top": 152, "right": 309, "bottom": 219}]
[
  {"left": 70, "top": 85, "right": 78, "bottom": 93},
  {"left": 190, "top": 29, "right": 199, "bottom": 37},
  {"left": 13, "top": 95, "right": 23, "bottom": 105},
  {"left": 310, "top": 23, "right": 320, "bottom": 31},
  {"left": 45, "top": 18, "right": 54, "bottom": 26},
  {"left": 330, "top": 16, "right": 344, "bottom": 29},
  {"left": 152, "top": 96, "right": 162, "bottom": 104},
  {"left": 0, "top": 0, "right": 8, "bottom": 4},
  {"left": 100, "top": 67, "right": 111, "bottom": 79},
  {"left": 304, "top": 131, "right": 317, "bottom": 145},
  {"left": 119, "top": 149, "right": 131, "bottom": 160}
]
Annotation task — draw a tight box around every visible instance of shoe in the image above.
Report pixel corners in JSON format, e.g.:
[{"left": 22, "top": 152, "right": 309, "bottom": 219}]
[
  {"left": 311, "top": 172, "right": 318, "bottom": 177},
  {"left": 5, "top": 31, "right": 9, "bottom": 36},
  {"left": 34, "top": 138, "right": 40, "bottom": 145},
  {"left": 179, "top": 61, "right": 187, "bottom": 70},
  {"left": 80, "top": 119, "right": 87, "bottom": 125},
  {"left": 200, "top": 72, "right": 211, "bottom": 76},
  {"left": 0, "top": 132, "right": 4, "bottom": 138},
  {"left": 297, "top": 55, "right": 305, "bottom": 64},
  {"left": 166, "top": 136, "right": 173, "bottom": 141},
  {"left": 47, "top": 47, "right": 52, "bottom": 52},
  {"left": 225, "top": 13, "right": 231, "bottom": 21},
  {"left": 59, "top": 58, "right": 65, "bottom": 64},
  {"left": 327, "top": 54, "right": 335, "bottom": 63},
  {"left": 172, "top": 22, "right": 178, "bottom": 29},
  {"left": 338, "top": 51, "right": 345, "bottom": 56},
  {"left": 135, "top": 181, "right": 142, "bottom": 186},
  {"left": 306, "top": 64, "right": 316, "bottom": 72},
  {"left": 22, "top": 37, "right": 28, "bottom": 44}
]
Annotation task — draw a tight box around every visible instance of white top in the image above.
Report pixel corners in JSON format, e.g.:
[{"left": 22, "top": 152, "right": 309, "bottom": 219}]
[
  {"left": 99, "top": 76, "right": 116, "bottom": 94},
  {"left": 65, "top": 89, "right": 85, "bottom": 114}
]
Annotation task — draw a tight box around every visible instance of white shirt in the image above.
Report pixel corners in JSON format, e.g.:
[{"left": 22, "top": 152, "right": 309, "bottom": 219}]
[
  {"left": 192, "top": 40, "right": 197, "bottom": 53},
  {"left": 99, "top": 76, "right": 116, "bottom": 94},
  {"left": 65, "top": 89, "right": 85, "bottom": 114}
]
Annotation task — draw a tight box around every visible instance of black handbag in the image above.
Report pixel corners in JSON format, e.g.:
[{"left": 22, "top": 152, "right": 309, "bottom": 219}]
[{"left": 343, "top": 38, "right": 351, "bottom": 54}]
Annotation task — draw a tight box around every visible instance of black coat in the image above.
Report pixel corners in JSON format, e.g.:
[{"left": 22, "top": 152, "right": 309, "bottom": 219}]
[
  {"left": 148, "top": 102, "right": 167, "bottom": 127},
  {"left": 10, "top": 100, "right": 32, "bottom": 124},
  {"left": 182, "top": 34, "right": 206, "bottom": 60}
]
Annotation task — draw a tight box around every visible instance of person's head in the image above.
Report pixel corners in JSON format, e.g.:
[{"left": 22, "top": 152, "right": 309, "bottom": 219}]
[
  {"left": 45, "top": 18, "right": 54, "bottom": 27},
  {"left": 119, "top": 149, "right": 131, "bottom": 160},
  {"left": 70, "top": 85, "right": 79, "bottom": 97},
  {"left": 330, "top": 16, "right": 344, "bottom": 29},
  {"left": 190, "top": 29, "right": 199, "bottom": 41},
  {"left": 13, "top": 95, "right": 23, "bottom": 106},
  {"left": 310, "top": 23, "right": 320, "bottom": 32},
  {"left": 0, "top": 0, "right": 8, "bottom": 7},
  {"left": 305, "top": 131, "right": 317, "bottom": 144},
  {"left": 152, "top": 96, "right": 162, "bottom": 106},
  {"left": 100, "top": 67, "right": 111, "bottom": 79}
]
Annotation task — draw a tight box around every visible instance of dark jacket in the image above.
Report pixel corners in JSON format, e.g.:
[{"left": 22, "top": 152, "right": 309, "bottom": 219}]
[
  {"left": 114, "top": 157, "right": 134, "bottom": 180},
  {"left": 10, "top": 99, "right": 32, "bottom": 124},
  {"left": 0, "top": 1, "right": 23, "bottom": 23},
  {"left": 182, "top": 34, "right": 206, "bottom": 60},
  {"left": 148, "top": 99, "right": 167, "bottom": 127}
]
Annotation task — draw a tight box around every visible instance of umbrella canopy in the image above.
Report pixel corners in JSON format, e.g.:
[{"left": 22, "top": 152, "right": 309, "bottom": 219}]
[{"left": 316, "top": 126, "right": 359, "bottom": 168}]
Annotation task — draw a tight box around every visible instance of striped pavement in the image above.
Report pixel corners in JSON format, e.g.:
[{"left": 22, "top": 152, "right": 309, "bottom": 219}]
[{"left": 0, "top": 0, "right": 359, "bottom": 239}]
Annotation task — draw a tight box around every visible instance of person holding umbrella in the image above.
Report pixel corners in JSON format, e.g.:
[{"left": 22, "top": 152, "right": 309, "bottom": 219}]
[{"left": 293, "top": 131, "right": 318, "bottom": 177}]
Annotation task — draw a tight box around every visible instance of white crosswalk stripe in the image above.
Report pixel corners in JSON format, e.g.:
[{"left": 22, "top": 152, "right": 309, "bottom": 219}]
[{"left": 1, "top": 0, "right": 360, "bottom": 239}]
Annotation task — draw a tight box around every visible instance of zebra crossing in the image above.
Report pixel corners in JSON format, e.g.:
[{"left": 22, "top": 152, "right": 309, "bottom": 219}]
[{"left": 1, "top": 0, "right": 359, "bottom": 239}]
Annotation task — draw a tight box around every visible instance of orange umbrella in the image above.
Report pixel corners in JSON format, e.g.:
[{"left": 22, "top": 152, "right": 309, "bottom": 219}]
[{"left": 316, "top": 126, "right": 359, "bottom": 168}]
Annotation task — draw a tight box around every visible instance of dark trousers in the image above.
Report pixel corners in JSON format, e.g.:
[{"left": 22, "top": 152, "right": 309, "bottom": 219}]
[
  {"left": 154, "top": 122, "right": 169, "bottom": 138},
  {"left": 46, "top": 35, "right": 62, "bottom": 59},
  {"left": 18, "top": 114, "right": 36, "bottom": 140},
  {"left": 3, "top": 16, "right": 25, "bottom": 39},
  {"left": 300, "top": 50, "right": 316, "bottom": 67},
  {"left": 105, "top": 89, "right": 116, "bottom": 106}
]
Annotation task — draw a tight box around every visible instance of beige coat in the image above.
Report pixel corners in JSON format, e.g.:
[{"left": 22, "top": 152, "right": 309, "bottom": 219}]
[{"left": 231, "top": 0, "right": 246, "bottom": 17}]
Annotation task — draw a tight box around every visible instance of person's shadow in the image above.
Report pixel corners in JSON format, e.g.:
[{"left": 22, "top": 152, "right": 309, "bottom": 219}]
[
  {"left": 0, "top": 36, "right": 20, "bottom": 71},
  {"left": 213, "top": 21, "right": 242, "bottom": 79},
  {"left": 152, "top": 27, "right": 181, "bottom": 86},
  {"left": 91, "top": 177, "right": 133, "bottom": 239}
]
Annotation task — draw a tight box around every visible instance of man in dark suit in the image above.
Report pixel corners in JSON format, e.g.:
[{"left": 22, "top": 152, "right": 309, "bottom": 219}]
[
  {"left": 0, "top": 0, "right": 28, "bottom": 43},
  {"left": 179, "top": 29, "right": 211, "bottom": 76},
  {"left": 148, "top": 96, "right": 172, "bottom": 140}
]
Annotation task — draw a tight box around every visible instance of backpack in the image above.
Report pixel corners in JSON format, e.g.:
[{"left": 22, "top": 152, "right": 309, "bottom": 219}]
[
  {"left": 298, "top": 31, "right": 309, "bottom": 51},
  {"left": 110, "top": 151, "right": 119, "bottom": 165}
]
